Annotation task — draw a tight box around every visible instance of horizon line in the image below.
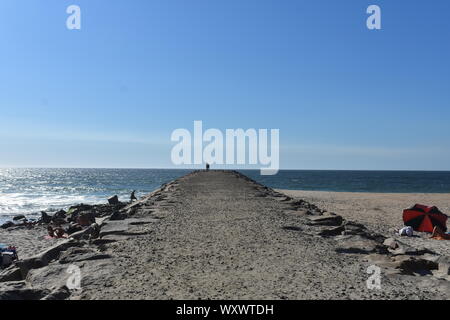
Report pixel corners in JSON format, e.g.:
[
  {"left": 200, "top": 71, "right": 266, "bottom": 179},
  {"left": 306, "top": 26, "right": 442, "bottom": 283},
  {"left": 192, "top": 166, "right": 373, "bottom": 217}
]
[{"left": 1, "top": 167, "right": 450, "bottom": 172}]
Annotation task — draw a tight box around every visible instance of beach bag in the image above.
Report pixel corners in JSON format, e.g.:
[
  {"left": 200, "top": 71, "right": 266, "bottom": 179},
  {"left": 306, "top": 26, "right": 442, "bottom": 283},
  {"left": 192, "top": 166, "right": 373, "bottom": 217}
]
[
  {"left": 1, "top": 252, "right": 15, "bottom": 267},
  {"left": 399, "top": 226, "right": 413, "bottom": 237}
]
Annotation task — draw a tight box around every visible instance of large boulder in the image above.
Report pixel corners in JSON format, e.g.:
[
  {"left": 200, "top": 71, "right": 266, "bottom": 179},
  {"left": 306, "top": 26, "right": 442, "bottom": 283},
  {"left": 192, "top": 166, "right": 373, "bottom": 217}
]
[
  {"left": 15, "top": 239, "right": 81, "bottom": 278},
  {"left": 51, "top": 210, "right": 67, "bottom": 223},
  {"left": 76, "top": 211, "right": 95, "bottom": 226},
  {"left": 108, "top": 195, "right": 119, "bottom": 205},
  {"left": 40, "top": 211, "right": 52, "bottom": 224}
]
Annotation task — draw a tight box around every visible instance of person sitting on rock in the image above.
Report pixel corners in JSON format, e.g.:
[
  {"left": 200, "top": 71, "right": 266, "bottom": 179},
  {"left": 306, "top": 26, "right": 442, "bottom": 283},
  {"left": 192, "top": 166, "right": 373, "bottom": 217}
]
[
  {"left": 47, "top": 225, "right": 55, "bottom": 238},
  {"left": 54, "top": 226, "right": 67, "bottom": 238},
  {"left": 431, "top": 226, "right": 450, "bottom": 240},
  {"left": 131, "top": 190, "right": 138, "bottom": 202}
]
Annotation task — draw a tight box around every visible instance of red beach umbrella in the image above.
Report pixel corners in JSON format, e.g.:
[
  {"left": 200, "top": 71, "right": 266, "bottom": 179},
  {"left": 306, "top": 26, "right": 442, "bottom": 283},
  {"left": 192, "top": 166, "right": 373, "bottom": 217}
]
[{"left": 403, "top": 204, "right": 448, "bottom": 233}]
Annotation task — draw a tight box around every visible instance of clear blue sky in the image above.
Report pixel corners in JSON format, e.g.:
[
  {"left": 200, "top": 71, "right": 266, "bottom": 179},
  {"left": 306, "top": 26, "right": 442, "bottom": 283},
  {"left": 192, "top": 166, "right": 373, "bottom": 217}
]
[{"left": 0, "top": 0, "right": 449, "bottom": 170}]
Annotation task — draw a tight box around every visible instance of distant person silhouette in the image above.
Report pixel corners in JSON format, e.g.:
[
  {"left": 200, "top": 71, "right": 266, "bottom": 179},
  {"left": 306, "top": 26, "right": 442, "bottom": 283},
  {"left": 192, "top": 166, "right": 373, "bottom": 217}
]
[
  {"left": 130, "top": 190, "right": 138, "bottom": 202},
  {"left": 206, "top": 163, "right": 210, "bottom": 171}
]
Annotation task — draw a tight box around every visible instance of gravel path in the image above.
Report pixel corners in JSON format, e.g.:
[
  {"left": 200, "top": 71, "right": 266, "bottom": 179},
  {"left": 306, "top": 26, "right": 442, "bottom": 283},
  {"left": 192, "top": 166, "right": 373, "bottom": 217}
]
[{"left": 78, "top": 171, "right": 448, "bottom": 299}]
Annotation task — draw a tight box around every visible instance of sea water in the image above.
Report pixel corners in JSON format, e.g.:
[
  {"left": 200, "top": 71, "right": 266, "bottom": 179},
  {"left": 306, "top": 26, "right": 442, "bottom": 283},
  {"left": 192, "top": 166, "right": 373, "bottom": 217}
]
[
  {"left": 0, "top": 168, "right": 190, "bottom": 223},
  {"left": 1, "top": 168, "right": 450, "bottom": 223}
]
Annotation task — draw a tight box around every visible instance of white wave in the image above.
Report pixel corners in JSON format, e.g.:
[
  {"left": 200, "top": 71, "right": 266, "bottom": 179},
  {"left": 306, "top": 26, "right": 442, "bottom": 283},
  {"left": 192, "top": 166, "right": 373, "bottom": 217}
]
[{"left": 0, "top": 192, "right": 130, "bottom": 223}]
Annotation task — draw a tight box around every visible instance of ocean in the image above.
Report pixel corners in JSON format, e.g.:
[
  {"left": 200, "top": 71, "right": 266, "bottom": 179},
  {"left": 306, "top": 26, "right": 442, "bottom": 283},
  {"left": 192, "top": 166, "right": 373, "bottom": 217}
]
[{"left": 1, "top": 168, "right": 450, "bottom": 223}]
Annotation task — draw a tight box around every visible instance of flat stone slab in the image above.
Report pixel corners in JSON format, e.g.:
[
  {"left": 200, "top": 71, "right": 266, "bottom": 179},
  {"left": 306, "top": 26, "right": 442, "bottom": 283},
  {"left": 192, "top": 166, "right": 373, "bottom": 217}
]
[
  {"left": 335, "top": 236, "right": 381, "bottom": 254},
  {"left": 0, "top": 281, "right": 50, "bottom": 300},
  {"left": 307, "top": 215, "right": 343, "bottom": 226},
  {"left": 58, "top": 247, "right": 111, "bottom": 264},
  {"left": 99, "top": 220, "right": 130, "bottom": 238}
]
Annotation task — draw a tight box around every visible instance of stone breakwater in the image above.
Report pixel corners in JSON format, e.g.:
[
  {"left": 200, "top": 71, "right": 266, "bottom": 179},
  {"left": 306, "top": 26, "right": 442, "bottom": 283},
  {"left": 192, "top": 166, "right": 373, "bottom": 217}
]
[{"left": 0, "top": 170, "right": 448, "bottom": 300}]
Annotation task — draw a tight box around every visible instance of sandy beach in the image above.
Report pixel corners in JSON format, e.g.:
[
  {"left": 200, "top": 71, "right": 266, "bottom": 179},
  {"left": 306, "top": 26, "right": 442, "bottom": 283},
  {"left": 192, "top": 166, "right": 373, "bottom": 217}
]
[
  {"left": 0, "top": 225, "right": 65, "bottom": 260},
  {"left": 277, "top": 190, "right": 450, "bottom": 257},
  {"left": 1, "top": 171, "right": 449, "bottom": 299}
]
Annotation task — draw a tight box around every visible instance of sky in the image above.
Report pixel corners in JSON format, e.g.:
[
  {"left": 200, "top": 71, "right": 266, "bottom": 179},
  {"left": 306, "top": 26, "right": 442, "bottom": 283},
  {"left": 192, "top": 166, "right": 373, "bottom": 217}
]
[{"left": 0, "top": 0, "right": 449, "bottom": 170}]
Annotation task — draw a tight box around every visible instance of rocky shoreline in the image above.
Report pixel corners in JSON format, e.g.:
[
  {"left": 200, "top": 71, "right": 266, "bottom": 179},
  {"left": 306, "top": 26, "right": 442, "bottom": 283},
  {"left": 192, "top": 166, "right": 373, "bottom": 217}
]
[
  {"left": 0, "top": 170, "right": 448, "bottom": 299},
  {"left": 0, "top": 177, "right": 181, "bottom": 299}
]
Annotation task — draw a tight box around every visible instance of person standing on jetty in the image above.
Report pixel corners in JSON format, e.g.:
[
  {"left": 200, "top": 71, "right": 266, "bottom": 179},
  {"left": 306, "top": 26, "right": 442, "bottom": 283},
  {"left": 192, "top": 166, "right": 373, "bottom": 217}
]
[{"left": 130, "top": 190, "right": 138, "bottom": 202}]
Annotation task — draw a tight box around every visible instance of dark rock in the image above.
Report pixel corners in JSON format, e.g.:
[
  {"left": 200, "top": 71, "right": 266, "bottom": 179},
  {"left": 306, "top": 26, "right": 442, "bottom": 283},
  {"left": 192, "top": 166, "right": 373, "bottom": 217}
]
[
  {"left": 0, "top": 266, "right": 23, "bottom": 282},
  {"left": 342, "top": 221, "right": 367, "bottom": 236},
  {"left": 66, "top": 223, "right": 82, "bottom": 235},
  {"left": 318, "top": 226, "right": 345, "bottom": 236},
  {"left": 67, "top": 204, "right": 94, "bottom": 222},
  {"left": 13, "top": 215, "right": 26, "bottom": 221},
  {"left": 110, "top": 211, "right": 125, "bottom": 221},
  {"left": 52, "top": 210, "right": 66, "bottom": 221},
  {"left": 77, "top": 211, "right": 95, "bottom": 226},
  {"left": 108, "top": 195, "right": 120, "bottom": 205},
  {"left": 307, "top": 215, "right": 343, "bottom": 226},
  {"left": 40, "top": 211, "right": 52, "bottom": 224},
  {"left": 306, "top": 210, "right": 323, "bottom": 216},
  {"left": 68, "top": 204, "right": 94, "bottom": 214},
  {"left": 0, "top": 221, "right": 14, "bottom": 229},
  {"left": 291, "top": 200, "right": 307, "bottom": 207}
]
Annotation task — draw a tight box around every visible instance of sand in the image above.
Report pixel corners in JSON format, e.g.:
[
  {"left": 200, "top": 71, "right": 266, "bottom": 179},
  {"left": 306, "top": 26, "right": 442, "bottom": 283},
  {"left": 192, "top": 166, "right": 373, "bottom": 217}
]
[
  {"left": 1, "top": 171, "right": 449, "bottom": 300},
  {"left": 277, "top": 190, "right": 450, "bottom": 257},
  {"left": 0, "top": 224, "right": 65, "bottom": 260},
  {"left": 76, "top": 171, "right": 447, "bottom": 299}
]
